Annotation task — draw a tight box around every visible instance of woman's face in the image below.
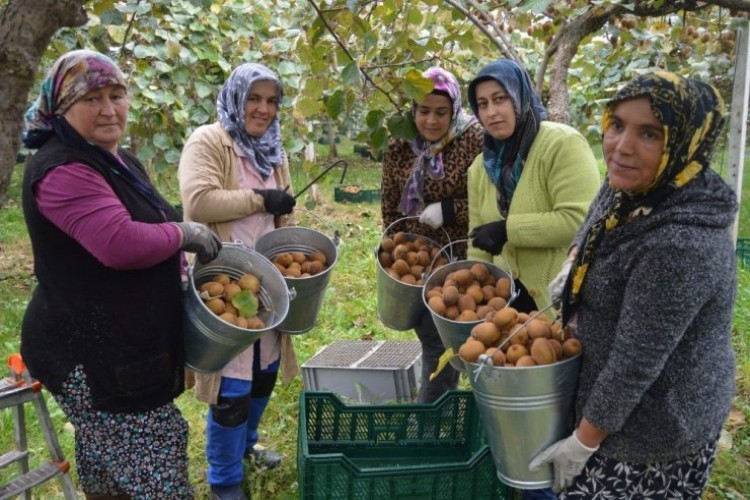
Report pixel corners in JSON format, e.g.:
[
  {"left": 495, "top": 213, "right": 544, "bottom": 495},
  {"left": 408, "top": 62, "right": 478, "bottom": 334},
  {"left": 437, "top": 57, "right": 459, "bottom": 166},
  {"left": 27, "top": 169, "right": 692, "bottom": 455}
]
[
  {"left": 414, "top": 93, "right": 452, "bottom": 142},
  {"left": 603, "top": 97, "right": 665, "bottom": 192},
  {"left": 63, "top": 85, "right": 128, "bottom": 153},
  {"left": 244, "top": 80, "right": 279, "bottom": 138},
  {"left": 474, "top": 80, "right": 516, "bottom": 140}
]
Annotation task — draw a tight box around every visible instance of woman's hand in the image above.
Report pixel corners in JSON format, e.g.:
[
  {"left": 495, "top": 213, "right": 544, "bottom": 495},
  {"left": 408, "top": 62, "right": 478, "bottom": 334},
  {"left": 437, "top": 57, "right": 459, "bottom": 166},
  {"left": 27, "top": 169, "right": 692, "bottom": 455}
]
[
  {"left": 418, "top": 202, "right": 443, "bottom": 228},
  {"left": 528, "top": 430, "right": 599, "bottom": 492},
  {"left": 469, "top": 220, "right": 507, "bottom": 255},
  {"left": 176, "top": 222, "right": 222, "bottom": 264},
  {"left": 255, "top": 188, "right": 296, "bottom": 216}
]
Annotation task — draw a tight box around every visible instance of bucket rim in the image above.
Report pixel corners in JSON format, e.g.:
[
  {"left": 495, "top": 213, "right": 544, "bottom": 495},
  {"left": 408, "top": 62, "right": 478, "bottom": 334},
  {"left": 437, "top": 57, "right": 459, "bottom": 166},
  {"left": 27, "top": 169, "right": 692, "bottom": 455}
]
[
  {"left": 465, "top": 351, "right": 581, "bottom": 371},
  {"left": 421, "top": 259, "right": 517, "bottom": 319},
  {"left": 255, "top": 226, "right": 339, "bottom": 272}
]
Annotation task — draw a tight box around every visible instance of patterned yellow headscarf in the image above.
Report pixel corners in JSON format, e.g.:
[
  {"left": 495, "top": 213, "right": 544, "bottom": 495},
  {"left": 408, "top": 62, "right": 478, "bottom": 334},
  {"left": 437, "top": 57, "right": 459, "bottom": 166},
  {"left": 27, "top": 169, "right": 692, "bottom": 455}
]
[{"left": 562, "top": 71, "right": 725, "bottom": 324}]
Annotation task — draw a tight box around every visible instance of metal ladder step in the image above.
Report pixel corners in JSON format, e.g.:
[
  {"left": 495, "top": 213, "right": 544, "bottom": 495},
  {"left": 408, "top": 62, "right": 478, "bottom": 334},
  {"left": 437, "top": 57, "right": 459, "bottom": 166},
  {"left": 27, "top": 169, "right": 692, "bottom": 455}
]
[
  {"left": 0, "top": 449, "right": 29, "bottom": 469},
  {"left": 0, "top": 461, "right": 69, "bottom": 500}
]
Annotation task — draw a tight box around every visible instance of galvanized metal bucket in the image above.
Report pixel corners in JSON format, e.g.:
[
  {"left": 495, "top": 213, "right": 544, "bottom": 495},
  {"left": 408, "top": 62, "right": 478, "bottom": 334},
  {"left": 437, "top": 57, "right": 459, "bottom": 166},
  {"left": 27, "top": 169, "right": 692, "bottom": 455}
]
[
  {"left": 422, "top": 255, "right": 516, "bottom": 372},
  {"left": 465, "top": 354, "right": 581, "bottom": 489},
  {"left": 184, "top": 242, "right": 290, "bottom": 373},
  {"left": 255, "top": 226, "right": 338, "bottom": 334},
  {"left": 375, "top": 217, "right": 449, "bottom": 331}
]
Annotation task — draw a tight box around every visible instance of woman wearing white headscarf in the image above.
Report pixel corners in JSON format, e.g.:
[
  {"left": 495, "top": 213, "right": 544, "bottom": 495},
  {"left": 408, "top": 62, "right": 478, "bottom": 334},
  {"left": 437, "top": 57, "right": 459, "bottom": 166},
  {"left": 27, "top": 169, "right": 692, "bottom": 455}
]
[{"left": 179, "top": 63, "right": 298, "bottom": 500}]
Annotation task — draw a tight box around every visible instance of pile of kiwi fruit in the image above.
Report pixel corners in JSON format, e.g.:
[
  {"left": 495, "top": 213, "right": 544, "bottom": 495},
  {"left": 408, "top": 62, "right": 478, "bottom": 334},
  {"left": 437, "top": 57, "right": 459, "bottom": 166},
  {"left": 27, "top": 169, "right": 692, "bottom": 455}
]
[
  {"left": 424, "top": 262, "right": 513, "bottom": 322},
  {"left": 271, "top": 250, "right": 328, "bottom": 278},
  {"left": 198, "top": 272, "right": 266, "bottom": 330},
  {"left": 377, "top": 231, "right": 449, "bottom": 285},
  {"left": 458, "top": 306, "right": 582, "bottom": 367}
]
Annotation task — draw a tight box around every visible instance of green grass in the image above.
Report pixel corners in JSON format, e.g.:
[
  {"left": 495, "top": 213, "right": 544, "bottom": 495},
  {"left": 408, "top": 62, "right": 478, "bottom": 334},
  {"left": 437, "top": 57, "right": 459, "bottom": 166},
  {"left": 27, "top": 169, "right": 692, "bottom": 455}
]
[{"left": 1, "top": 151, "right": 749, "bottom": 499}]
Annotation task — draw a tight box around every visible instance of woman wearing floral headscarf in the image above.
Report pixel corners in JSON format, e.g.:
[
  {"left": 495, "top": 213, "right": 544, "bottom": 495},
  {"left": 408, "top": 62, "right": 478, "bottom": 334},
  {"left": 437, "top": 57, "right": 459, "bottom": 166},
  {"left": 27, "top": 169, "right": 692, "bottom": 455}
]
[
  {"left": 179, "top": 62, "right": 297, "bottom": 500},
  {"left": 533, "top": 72, "right": 737, "bottom": 498},
  {"left": 381, "top": 66, "right": 483, "bottom": 403},
  {"left": 466, "top": 58, "right": 600, "bottom": 316},
  {"left": 21, "top": 49, "right": 222, "bottom": 499}
]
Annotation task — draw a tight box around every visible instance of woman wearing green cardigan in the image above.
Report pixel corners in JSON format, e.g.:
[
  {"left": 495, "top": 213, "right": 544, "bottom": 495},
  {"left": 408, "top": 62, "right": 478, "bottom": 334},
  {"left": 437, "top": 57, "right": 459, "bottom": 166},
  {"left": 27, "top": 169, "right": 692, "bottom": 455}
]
[{"left": 466, "top": 59, "right": 600, "bottom": 317}]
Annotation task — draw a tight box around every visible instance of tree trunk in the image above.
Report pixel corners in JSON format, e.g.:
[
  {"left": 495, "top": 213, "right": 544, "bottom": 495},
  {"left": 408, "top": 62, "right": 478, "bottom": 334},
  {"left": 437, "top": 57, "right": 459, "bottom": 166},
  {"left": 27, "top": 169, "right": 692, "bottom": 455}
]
[
  {"left": 0, "top": 0, "right": 87, "bottom": 206},
  {"left": 546, "top": 7, "right": 613, "bottom": 124},
  {"left": 326, "top": 121, "right": 337, "bottom": 158}
]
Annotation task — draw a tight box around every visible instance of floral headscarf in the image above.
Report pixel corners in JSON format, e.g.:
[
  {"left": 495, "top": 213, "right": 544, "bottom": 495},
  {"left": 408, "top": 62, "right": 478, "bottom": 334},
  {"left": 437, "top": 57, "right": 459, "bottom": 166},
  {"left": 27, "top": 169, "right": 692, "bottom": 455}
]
[
  {"left": 562, "top": 71, "right": 726, "bottom": 324},
  {"left": 399, "top": 67, "right": 477, "bottom": 215},
  {"left": 23, "top": 49, "right": 127, "bottom": 149},
  {"left": 467, "top": 59, "right": 547, "bottom": 217},
  {"left": 216, "top": 63, "right": 283, "bottom": 179}
]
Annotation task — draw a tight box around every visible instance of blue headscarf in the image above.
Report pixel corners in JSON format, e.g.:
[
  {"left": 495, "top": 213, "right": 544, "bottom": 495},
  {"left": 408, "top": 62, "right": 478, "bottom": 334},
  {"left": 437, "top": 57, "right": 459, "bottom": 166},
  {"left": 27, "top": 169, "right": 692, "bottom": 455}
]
[
  {"left": 468, "top": 59, "right": 547, "bottom": 215},
  {"left": 216, "top": 63, "right": 283, "bottom": 179}
]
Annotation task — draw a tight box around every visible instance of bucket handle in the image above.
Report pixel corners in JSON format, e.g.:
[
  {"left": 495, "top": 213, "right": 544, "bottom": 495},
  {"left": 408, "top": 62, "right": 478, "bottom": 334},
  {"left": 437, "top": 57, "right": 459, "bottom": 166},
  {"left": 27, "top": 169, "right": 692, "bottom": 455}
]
[
  {"left": 294, "top": 159, "right": 349, "bottom": 200},
  {"left": 291, "top": 207, "right": 342, "bottom": 247},
  {"left": 382, "top": 215, "right": 453, "bottom": 262},
  {"left": 471, "top": 303, "right": 555, "bottom": 382},
  {"left": 426, "top": 238, "right": 519, "bottom": 307}
]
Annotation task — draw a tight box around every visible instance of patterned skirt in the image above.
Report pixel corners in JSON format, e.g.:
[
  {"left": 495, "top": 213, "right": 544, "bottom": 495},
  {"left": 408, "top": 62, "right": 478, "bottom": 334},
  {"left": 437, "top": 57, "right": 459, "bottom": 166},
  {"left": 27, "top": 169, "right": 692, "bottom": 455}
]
[
  {"left": 53, "top": 366, "right": 193, "bottom": 499},
  {"left": 560, "top": 441, "right": 717, "bottom": 499}
]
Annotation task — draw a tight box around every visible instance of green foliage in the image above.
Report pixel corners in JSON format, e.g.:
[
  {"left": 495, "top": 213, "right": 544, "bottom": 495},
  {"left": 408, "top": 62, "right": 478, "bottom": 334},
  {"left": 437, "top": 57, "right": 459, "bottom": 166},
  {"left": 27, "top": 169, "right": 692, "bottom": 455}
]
[
  {"left": 28, "top": 0, "right": 747, "bottom": 180},
  {"left": 232, "top": 290, "right": 258, "bottom": 318}
]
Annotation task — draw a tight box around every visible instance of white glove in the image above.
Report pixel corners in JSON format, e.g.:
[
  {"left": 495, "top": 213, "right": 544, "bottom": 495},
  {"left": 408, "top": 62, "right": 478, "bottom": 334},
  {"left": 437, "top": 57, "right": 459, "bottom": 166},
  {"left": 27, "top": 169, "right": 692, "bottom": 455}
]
[
  {"left": 419, "top": 202, "right": 443, "bottom": 228},
  {"left": 528, "top": 430, "right": 598, "bottom": 493},
  {"left": 548, "top": 257, "right": 574, "bottom": 308}
]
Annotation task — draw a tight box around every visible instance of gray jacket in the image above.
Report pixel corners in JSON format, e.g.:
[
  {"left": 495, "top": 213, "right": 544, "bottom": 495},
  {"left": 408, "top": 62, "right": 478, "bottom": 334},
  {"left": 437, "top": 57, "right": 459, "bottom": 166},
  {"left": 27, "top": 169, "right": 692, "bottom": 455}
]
[{"left": 572, "top": 168, "right": 737, "bottom": 463}]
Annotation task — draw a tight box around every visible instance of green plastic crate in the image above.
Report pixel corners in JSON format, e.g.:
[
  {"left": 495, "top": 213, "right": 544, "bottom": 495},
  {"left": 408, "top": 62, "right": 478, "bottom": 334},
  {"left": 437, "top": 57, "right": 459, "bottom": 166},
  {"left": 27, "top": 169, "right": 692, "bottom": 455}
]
[
  {"left": 297, "top": 390, "right": 514, "bottom": 500},
  {"left": 334, "top": 185, "right": 381, "bottom": 203},
  {"left": 738, "top": 238, "right": 750, "bottom": 267}
]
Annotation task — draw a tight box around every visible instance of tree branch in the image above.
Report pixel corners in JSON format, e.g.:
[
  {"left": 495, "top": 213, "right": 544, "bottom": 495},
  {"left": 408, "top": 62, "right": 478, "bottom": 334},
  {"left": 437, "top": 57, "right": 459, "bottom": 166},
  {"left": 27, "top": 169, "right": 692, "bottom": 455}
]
[
  {"left": 306, "top": 0, "right": 400, "bottom": 109},
  {"left": 441, "top": 0, "right": 510, "bottom": 57},
  {"left": 119, "top": 0, "right": 142, "bottom": 57}
]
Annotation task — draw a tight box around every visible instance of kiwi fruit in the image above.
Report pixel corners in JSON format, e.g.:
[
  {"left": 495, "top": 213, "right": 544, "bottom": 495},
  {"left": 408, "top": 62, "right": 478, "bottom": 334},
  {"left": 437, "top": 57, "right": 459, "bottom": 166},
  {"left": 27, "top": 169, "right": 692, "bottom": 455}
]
[
  {"left": 442, "top": 286, "right": 459, "bottom": 305},
  {"left": 200, "top": 281, "right": 225, "bottom": 298},
  {"left": 526, "top": 319, "right": 551, "bottom": 339},
  {"left": 453, "top": 269, "right": 473, "bottom": 286},
  {"left": 310, "top": 250, "right": 327, "bottom": 265},
  {"left": 562, "top": 338, "right": 582, "bottom": 358},
  {"left": 495, "top": 277, "right": 512, "bottom": 299},
  {"left": 516, "top": 355, "right": 537, "bottom": 367},
  {"left": 492, "top": 307, "right": 518, "bottom": 330},
  {"left": 428, "top": 296, "right": 447, "bottom": 316},
  {"left": 530, "top": 338, "right": 556, "bottom": 365},
  {"left": 237, "top": 273, "right": 261, "bottom": 293},
  {"left": 471, "top": 322, "right": 501, "bottom": 346},
  {"left": 506, "top": 343, "right": 529, "bottom": 364},
  {"left": 470, "top": 263, "right": 490, "bottom": 283},
  {"left": 206, "top": 298, "right": 226, "bottom": 315},
  {"left": 486, "top": 347, "right": 506, "bottom": 366},
  {"left": 275, "top": 253, "right": 294, "bottom": 267},
  {"left": 458, "top": 339, "right": 486, "bottom": 362},
  {"left": 212, "top": 274, "right": 231, "bottom": 285}
]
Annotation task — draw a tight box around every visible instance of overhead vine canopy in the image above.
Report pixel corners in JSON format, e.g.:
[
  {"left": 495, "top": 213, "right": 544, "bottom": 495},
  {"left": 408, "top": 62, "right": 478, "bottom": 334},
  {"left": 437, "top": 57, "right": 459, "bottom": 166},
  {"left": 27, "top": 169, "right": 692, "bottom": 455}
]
[{"left": 1, "top": 0, "right": 749, "bottom": 202}]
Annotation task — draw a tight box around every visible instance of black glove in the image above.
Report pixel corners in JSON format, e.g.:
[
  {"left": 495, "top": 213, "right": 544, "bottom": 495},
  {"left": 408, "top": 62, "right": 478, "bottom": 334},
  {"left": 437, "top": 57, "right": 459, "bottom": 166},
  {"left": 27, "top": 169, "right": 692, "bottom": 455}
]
[
  {"left": 255, "top": 188, "right": 296, "bottom": 216},
  {"left": 470, "top": 220, "right": 508, "bottom": 256},
  {"left": 176, "top": 222, "right": 222, "bottom": 264}
]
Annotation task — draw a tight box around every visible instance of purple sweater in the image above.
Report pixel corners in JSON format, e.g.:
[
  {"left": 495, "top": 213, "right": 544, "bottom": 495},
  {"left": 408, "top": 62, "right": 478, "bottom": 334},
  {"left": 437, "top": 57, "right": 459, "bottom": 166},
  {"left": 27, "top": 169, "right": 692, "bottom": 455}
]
[{"left": 35, "top": 162, "right": 182, "bottom": 270}]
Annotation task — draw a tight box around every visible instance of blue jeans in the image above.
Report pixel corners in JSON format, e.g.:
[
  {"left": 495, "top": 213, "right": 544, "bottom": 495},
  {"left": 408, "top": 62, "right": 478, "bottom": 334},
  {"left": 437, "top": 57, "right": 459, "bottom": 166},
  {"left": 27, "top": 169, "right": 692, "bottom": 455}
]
[
  {"left": 206, "top": 357, "right": 280, "bottom": 487},
  {"left": 523, "top": 488, "right": 557, "bottom": 499}
]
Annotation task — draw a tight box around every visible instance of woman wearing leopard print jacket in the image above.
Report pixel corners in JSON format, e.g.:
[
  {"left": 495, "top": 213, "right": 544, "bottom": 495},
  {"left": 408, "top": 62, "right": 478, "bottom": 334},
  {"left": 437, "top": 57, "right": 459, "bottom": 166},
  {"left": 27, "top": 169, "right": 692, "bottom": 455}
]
[{"left": 381, "top": 66, "right": 483, "bottom": 403}]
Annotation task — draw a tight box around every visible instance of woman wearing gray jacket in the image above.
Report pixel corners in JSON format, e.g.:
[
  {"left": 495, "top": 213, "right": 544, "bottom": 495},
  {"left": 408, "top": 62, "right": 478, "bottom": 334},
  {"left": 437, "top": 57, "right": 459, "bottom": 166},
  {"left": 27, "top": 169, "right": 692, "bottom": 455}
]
[{"left": 532, "top": 71, "right": 737, "bottom": 498}]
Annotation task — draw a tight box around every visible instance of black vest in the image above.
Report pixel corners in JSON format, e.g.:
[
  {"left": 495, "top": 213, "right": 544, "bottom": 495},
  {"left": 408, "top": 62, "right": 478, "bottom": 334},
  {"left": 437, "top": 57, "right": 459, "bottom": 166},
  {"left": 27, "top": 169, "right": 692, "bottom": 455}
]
[{"left": 21, "top": 137, "right": 185, "bottom": 412}]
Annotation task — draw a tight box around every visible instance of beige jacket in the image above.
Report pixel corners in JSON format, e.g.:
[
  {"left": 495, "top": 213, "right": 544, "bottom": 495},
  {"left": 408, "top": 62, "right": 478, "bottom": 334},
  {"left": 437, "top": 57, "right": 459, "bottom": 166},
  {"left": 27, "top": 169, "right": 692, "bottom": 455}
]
[{"left": 179, "top": 122, "right": 299, "bottom": 404}]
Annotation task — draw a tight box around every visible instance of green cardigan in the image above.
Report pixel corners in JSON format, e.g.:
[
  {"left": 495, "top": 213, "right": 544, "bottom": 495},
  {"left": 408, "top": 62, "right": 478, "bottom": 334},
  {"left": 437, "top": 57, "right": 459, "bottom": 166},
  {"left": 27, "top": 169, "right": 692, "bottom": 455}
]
[{"left": 468, "top": 121, "right": 600, "bottom": 312}]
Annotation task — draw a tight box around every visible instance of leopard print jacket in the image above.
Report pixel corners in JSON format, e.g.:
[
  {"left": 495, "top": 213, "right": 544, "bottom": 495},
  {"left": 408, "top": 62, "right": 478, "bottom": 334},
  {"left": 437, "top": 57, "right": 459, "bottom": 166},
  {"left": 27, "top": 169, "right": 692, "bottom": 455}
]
[{"left": 381, "top": 121, "right": 484, "bottom": 260}]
